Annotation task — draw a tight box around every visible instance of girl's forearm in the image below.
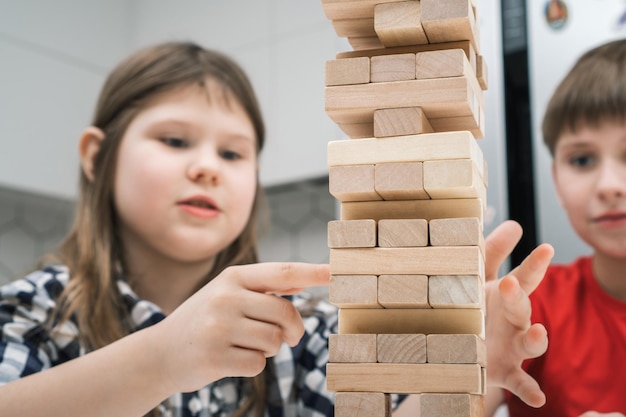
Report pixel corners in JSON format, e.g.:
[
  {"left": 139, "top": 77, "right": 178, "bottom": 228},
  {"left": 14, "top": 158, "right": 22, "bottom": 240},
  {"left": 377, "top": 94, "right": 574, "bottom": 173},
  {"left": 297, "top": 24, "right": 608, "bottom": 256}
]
[{"left": 0, "top": 325, "right": 172, "bottom": 417}]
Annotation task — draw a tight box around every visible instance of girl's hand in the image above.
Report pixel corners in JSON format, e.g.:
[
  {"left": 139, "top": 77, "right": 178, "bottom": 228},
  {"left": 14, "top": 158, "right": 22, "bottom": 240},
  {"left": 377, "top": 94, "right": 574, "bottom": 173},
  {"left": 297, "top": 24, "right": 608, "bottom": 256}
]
[
  {"left": 484, "top": 221, "right": 554, "bottom": 408},
  {"left": 152, "top": 262, "right": 330, "bottom": 393}
]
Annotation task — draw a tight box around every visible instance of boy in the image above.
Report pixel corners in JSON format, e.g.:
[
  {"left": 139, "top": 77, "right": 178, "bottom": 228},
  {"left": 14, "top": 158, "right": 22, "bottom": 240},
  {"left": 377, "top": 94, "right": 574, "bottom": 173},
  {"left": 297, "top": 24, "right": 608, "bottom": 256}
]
[{"left": 487, "top": 39, "right": 626, "bottom": 417}]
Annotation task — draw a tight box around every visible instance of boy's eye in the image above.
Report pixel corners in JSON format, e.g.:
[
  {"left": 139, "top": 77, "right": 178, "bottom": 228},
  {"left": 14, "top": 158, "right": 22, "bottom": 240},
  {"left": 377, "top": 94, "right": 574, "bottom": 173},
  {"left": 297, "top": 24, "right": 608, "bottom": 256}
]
[
  {"left": 568, "top": 154, "right": 595, "bottom": 168},
  {"left": 161, "top": 137, "right": 189, "bottom": 148},
  {"left": 220, "top": 149, "right": 242, "bottom": 161}
]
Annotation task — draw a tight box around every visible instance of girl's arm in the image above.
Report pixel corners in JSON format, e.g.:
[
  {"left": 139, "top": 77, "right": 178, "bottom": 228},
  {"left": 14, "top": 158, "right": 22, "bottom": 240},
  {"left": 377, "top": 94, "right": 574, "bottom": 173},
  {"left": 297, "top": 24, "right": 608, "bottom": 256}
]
[
  {"left": 0, "top": 262, "right": 330, "bottom": 416},
  {"left": 0, "top": 325, "right": 171, "bottom": 417}
]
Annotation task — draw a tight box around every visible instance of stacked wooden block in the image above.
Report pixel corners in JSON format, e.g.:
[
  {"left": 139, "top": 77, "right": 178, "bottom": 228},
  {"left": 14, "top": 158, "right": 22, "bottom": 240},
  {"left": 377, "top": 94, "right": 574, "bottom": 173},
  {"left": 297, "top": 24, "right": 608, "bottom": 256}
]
[{"left": 323, "top": 0, "right": 488, "bottom": 416}]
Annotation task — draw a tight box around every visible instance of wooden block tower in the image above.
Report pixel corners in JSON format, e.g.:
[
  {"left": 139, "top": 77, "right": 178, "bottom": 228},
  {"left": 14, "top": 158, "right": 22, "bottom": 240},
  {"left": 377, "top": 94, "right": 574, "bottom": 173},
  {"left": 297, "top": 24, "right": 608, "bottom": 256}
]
[{"left": 322, "top": 0, "right": 488, "bottom": 416}]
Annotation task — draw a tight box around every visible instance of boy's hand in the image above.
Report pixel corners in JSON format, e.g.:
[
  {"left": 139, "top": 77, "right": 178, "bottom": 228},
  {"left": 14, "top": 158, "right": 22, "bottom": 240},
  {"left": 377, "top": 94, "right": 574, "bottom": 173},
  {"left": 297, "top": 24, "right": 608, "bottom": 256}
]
[
  {"left": 484, "top": 221, "right": 554, "bottom": 408},
  {"left": 578, "top": 413, "right": 626, "bottom": 417}
]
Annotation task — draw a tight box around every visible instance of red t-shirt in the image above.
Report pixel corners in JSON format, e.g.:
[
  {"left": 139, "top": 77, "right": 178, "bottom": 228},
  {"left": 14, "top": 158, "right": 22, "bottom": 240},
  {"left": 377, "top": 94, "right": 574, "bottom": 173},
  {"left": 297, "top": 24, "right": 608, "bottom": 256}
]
[{"left": 506, "top": 256, "right": 626, "bottom": 416}]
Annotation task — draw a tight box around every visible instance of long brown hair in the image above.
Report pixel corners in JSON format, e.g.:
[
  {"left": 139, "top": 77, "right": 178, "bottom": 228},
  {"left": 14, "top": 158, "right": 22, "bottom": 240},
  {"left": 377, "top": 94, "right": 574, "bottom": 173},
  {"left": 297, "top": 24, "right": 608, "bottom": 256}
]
[{"left": 52, "top": 41, "right": 267, "bottom": 416}]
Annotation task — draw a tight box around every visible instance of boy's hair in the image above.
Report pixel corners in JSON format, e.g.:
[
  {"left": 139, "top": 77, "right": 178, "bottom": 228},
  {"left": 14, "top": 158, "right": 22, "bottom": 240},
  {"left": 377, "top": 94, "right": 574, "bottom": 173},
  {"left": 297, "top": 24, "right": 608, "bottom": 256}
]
[
  {"left": 542, "top": 39, "right": 626, "bottom": 155},
  {"left": 52, "top": 41, "right": 267, "bottom": 417}
]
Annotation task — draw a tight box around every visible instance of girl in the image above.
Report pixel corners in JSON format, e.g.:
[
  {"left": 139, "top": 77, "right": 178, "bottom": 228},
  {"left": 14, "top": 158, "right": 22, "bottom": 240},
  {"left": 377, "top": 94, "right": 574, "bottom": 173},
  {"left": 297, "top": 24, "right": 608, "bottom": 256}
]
[
  {"left": 0, "top": 41, "right": 333, "bottom": 417},
  {"left": 0, "top": 41, "right": 553, "bottom": 417}
]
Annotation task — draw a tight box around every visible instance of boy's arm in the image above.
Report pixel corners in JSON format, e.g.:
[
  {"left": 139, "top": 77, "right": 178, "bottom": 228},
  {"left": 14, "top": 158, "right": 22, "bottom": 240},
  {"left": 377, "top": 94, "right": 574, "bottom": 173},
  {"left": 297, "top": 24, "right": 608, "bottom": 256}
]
[
  {"left": 485, "top": 387, "right": 506, "bottom": 416},
  {"left": 395, "top": 221, "right": 552, "bottom": 417}
]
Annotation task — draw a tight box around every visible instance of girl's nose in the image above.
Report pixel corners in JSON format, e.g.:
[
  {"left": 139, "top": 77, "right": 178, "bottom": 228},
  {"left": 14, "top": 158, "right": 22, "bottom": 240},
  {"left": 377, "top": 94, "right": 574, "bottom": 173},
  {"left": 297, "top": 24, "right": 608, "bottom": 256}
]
[{"left": 187, "top": 150, "right": 221, "bottom": 186}]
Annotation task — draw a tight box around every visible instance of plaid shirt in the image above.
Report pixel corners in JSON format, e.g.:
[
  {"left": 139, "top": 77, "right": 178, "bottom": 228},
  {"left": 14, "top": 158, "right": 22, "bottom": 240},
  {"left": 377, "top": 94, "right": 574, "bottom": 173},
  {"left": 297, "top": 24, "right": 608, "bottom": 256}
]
[{"left": 0, "top": 265, "right": 338, "bottom": 417}]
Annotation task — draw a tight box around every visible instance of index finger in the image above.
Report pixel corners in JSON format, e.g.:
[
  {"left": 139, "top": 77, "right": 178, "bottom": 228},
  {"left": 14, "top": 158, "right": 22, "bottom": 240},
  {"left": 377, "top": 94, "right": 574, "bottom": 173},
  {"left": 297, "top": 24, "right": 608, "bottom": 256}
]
[
  {"left": 509, "top": 243, "right": 554, "bottom": 295},
  {"left": 484, "top": 220, "right": 523, "bottom": 281},
  {"left": 233, "top": 262, "right": 330, "bottom": 294}
]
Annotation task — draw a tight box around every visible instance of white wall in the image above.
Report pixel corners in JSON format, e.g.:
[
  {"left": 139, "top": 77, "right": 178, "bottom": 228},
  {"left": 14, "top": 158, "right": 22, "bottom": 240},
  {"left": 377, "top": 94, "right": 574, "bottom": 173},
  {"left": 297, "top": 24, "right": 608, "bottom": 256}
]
[
  {"left": 527, "top": 1, "right": 626, "bottom": 262},
  {"left": 0, "top": 1, "right": 342, "bottom": 200},
  {"left": 0, "top": 0, "right": 132, "bottom": 199}
]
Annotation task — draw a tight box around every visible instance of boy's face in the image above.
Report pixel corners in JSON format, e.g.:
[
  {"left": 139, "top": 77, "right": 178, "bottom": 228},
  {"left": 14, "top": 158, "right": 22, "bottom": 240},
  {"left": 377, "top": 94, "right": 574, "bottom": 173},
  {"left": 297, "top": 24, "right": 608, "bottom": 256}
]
[{"left": 553, "top": 121, "right": 626, "bottom": 258}]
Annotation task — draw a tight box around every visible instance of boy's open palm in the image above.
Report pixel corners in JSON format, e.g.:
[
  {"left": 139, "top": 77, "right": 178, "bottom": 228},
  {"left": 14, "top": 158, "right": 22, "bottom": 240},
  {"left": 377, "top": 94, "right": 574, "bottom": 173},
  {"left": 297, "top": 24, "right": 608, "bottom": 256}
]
[
  {"left": 153, "top": 263, "right": 330, "bottom": 394},
  {"left": 484, "top": 221, "right": 554, "bottom": 408}
]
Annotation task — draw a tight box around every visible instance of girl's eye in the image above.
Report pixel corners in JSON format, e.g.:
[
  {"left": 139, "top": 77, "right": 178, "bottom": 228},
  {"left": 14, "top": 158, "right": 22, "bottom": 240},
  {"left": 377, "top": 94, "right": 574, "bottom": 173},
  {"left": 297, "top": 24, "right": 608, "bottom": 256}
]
[
  {"left": 220, "top": 150, "right": 242, "bottom": 161},
  {"left": 161, "top": 137, "right": 189, "bottom": 148}
]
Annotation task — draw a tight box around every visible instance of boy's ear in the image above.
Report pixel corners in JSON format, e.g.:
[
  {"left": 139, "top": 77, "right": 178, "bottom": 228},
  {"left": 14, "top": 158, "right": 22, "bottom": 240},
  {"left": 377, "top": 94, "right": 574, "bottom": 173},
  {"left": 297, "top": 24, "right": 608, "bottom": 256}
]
[{"left": 79, "top": 126, "right": 106, "bottom": 182}]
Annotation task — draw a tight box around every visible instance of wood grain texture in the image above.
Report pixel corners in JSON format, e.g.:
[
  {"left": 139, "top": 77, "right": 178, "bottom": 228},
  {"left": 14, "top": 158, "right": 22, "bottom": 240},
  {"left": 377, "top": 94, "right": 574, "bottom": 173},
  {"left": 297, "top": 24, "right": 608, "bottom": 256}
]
[
  {"left": 377, "top": 334, "right": 427, "bottom": 363},
  {"left": 326, "top": 363, "right": 484, "bottom": 394},
  {"left": 334, "top": 392, "right": 391, "bottom": 417},
  {"left": 329, "top": 334, "right": 378, "bottom": 363},
  {"left": 330, "top": 246, "right": 484, "bottom": 276},
  {"left": 378, "top": 274, "right": 429, "bottom": 308},
  {"left": 374, "top": 1, "right": 428, "bottom": 47},
  {"left": 338, "top": 308, "right": 484, "bottom": 337},
  {"left": 328, "top": 219, "right": 377, "bottom": 248}
]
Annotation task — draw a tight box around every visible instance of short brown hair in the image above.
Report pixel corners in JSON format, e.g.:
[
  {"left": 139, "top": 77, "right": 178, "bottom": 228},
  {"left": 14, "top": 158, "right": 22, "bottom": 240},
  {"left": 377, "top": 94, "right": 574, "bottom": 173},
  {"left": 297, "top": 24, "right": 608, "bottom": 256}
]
[{"left": 542, "top": 39, "right": 626, "bottom": 155}]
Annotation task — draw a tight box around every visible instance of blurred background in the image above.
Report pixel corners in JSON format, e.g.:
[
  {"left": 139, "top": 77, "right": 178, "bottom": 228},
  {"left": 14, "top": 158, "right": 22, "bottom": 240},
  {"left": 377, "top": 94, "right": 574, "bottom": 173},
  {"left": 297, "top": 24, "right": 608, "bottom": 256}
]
[{"left": 1, "top": 0, "right": 625, "bottom": 287}]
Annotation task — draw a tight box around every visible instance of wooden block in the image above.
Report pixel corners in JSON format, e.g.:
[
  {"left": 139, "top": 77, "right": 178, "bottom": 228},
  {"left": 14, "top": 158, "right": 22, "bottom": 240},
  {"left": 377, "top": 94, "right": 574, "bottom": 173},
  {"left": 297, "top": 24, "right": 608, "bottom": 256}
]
[
  {"left": 348, "top": 36, "right": 384, "bottom": 51},
  {"left": 370, "top": 53, "right": 416, "bottom": 82},
  {"left": 325, "top": 76, "right": 477, "bottom": 125},
  {"left": 426, "top": 334, "right": 486, "bottom": 366},
  {"left": 428, "top": 275, "right": 484, "bottom": 309},
  {"left": 327, "top": 131, "right": 483, "bottom": 173},
  {"left": 329, "top": 165, "right": 382, "bottom": 202},
  {"left": 373, "top": 107, "right": 434, "bottom": 138},
  {"left": 326, "top": 363, "right": 484, "bottom": 394},
  {"left": 477, "top": 54, "right": 488, "bottom": 90},
  {"left": 378, "top": 274, "right": 429, "bottom": 308},
  {"left": 341, "top": 199, "right": 483, "bottom": 224},
  {"left": 332, "top": 17, "right": 376, "bottom": 38},
  {"left": 423, "top": 159, "right": 486, "bottom": 202},
  {"left": 378, "top": 219, "right": 428, "bottom": 247},
  {"left": 377, "top": 334, "right": 427, "bottom": 363},
  {"left": 429, "top": 217, "right": 482, "bottom": 246},
  {"left": 336, "top": 40, "right": 477, "bottom": 74},
  {"left": 374, "top": 162, "right": 428, "bottom": 200},
  {"left": 330, "top": 246, "right": 484, "bottom": 276},
  {"left": 338, "top": 308, "right": 484, "bottom": 337},
  {"left": 322, "top": 0, "right": 404, "bottom": 20},
  {"left": 420, "top": 393, "right": 484, "bottom": 417},
  {"left": 325, "top": 57, "right": 370, "bottom": 86},
  {"left": 421, "top": 0, "right": 479, "bottom": 51},
  {"left": 328, "top": 219, "right": 377, "bottom": 248},
  {"left": 374, "top": 1, "right": 428, "bottom": 47},
  {"left": 416, "top": 49, "right": 466, "bottom": 79},
  {"left": 429, "top": 114, "right": 484, "bottom": 139},
  {"left": 330, "top": 275, "right": 380, "bottom": 308},
  {"left": 414, "top": 49, "right": 485, "bottom": 115},
  {"left": 329, "top": 334, "right": 377, "bottom": 363},
  {"left": 337, "top": 122, "right": 374, "bottom": 139},
  {"left": 335, "top": 392, "right": 391, "bottom": 417}
]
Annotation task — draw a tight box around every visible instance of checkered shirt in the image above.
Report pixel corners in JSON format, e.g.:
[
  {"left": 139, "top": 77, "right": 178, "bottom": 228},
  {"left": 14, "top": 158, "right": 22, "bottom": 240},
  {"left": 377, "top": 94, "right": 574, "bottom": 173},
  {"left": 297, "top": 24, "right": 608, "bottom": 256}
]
[{"left": 0, "top": 265, "right": 339, "bottom": 417}]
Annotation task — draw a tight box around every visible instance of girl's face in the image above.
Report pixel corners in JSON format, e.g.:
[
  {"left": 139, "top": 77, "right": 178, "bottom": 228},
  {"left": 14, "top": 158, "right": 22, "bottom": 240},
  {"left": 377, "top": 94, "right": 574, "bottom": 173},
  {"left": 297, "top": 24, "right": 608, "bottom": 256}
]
[
  {"left": 113, "top": 84, "right": 258, "bottom": 265},
  {"left": 553, "top": 121, "right": 626, "bottom": 258}
]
